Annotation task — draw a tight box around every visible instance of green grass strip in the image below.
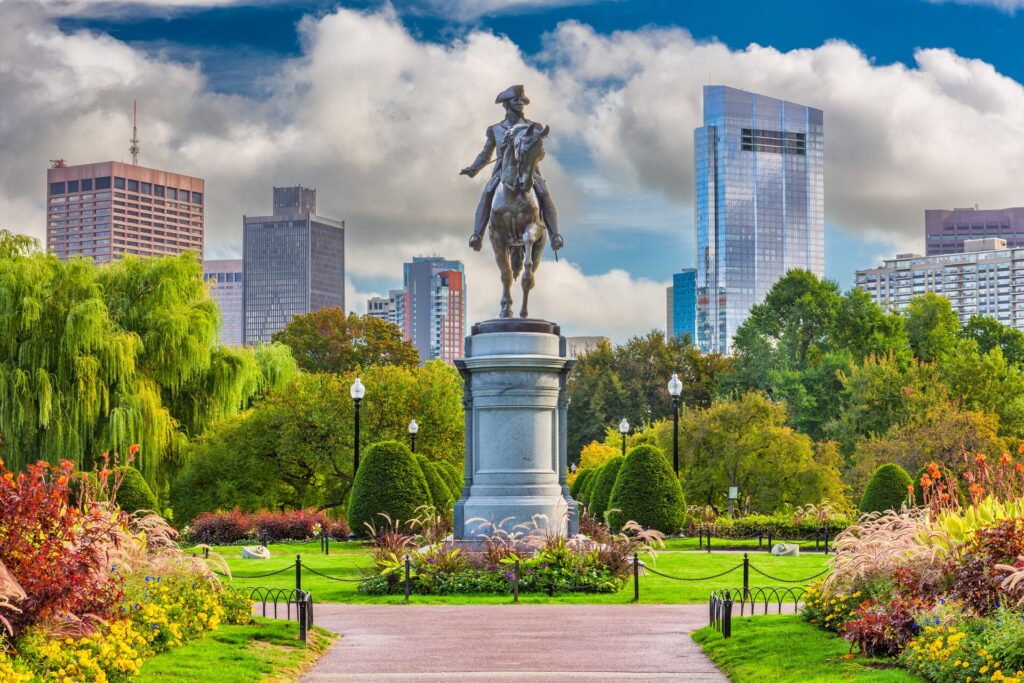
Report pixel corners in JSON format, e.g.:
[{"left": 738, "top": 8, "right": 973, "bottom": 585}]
[
  {"left": 692, "top": 614, "right": 924, "bottom": 682},
  {"left": 136, "top": 617, "right": 334, "bottom": 682}
]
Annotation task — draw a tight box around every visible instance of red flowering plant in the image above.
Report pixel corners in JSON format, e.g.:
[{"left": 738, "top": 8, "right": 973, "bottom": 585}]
[
  {"left": 0, "top": 457, "right": 132, "bottom": 638},
  {"left": 841, "top": 594, "right": 925, "bottom": 658},
  {"left": 946, "top": 517, "right": 1024, "bottom": 615}
]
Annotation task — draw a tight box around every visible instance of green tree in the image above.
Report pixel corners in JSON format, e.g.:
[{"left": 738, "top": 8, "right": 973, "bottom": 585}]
[
  {"left": 939, "top": 339, "right": 1024, "bottom": 437},
  {"left": 567, "top": 340, "right": 626, "bottom": 464},
  {"left": 960, "top": 315, "right": 1024, "bottom": 367},
  {"left": 859, "top": 463, "right": 913, "bottom": 513},
  {"left": 347, "top": 440, "right": 431, "bottom": 535},
  {"left": 679, "top": 392, "right": 847, "bottom": 513},
  {"left": 905, "top": 293, "right": 960, "bottom": 363},
  {"left": 272, "top": 308, "right": 418, "bottom": 373},
  {"left": 0, "top": 237, "right": 269, "bottom": 491},
  {"left": 607, "top": 444, "right": 685, "bottom": 533}
]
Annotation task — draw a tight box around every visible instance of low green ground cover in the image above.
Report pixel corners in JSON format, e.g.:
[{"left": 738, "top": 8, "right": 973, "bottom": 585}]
[
  {"left": 692, "top": 615, "right": 924, "bottom": 683},
  {"left": 191, "top": 541, "right": 830, "bottom": 604},
  {"left": 136, "top": 618, "right": 334, "bottom": 683}
]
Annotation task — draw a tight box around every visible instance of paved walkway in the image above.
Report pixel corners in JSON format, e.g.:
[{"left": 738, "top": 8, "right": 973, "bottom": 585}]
[{"left": 300, "top": 604, "right": 729, "bottom": 682}]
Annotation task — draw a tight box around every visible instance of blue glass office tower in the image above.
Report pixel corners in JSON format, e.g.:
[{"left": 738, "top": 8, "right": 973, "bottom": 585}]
[
  {"left": 694, "top": 86, "right": 824, "bottom": 354},
  {"left": 669, "top": 269, "right": 697, "bottom": 344}
]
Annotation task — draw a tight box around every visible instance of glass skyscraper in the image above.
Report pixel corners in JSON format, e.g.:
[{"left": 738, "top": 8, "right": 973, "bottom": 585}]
[
  {"left": 694, "top": 85, "right": 824, "bottom": 354},
  {"left": 668, "top": 269, "right": 697, "bottom": 344}
]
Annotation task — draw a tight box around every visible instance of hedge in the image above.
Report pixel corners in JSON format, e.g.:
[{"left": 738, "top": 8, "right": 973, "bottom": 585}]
[
  {"left": 347, "top": 440, "right": 431, "bottom": 535},
  {"left": 588, "top": 456, "right": 624, "bottom": 521},
  {"left": 190, "top": 509, "right": 350, "bottom": 544},
  {"left": 416, "top": 455, "right": 454, "bottom": 511},
  {"left": 860, "top": 463, "right": 913, "bottom": 514},
  {"left": 579, "top": 469, "right": 599, "bottom": 508},
  {"left": 114, "top": 466, "right": 157, "bottom": 513},
  {"left": 435, "top": 460, "right": 462, "bottom": 495},
  {"left": 607, "top": 444, "right": 685, "bottom": 533},
  {"left": 570, "top": 468, "right": 594, "bottom": 501},
  {"left": 688, "top": 513, "right": 854, "bottom": 540}
]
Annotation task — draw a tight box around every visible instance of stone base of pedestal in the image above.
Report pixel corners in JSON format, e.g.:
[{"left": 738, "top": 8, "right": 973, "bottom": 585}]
[{"left": 453, "top": 319, "right": 578, "bottom": 540}]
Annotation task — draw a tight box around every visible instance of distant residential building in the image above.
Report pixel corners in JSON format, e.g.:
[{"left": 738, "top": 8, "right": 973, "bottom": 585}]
[
  {"left": 366, "top": 289, "right": 406, "bottom": 330},
  {"left": 566, "top": 336, "right": 610, "bottom": 358},
  {"left": 203, "top": 259, "right": 243, "bottom": 346},
  {"left": 925, "top": 206, "right": 1024, "bottom": 256},
  {"left": 242, "top": 186, "right": 345, "bottom": 345},
  {"left": 46, "top": 160, "right": 204, "bottom": 264},
  {"left": 669, "top": 269, "right": 697, "bottom": 344},
  {"left": 855, "top": 238, "right": 1024, "bottom": 329},
  {"left": 403, "top": 257, "right": 466, "bottom": 365},
  {"left": 694, "top": 85, "right": 824, "bottom": 354}
]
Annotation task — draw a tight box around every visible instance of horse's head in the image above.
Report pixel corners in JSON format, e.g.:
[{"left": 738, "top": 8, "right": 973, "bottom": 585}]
[{"left": 502, "top": 122, "right": 549, "bottom": 193}]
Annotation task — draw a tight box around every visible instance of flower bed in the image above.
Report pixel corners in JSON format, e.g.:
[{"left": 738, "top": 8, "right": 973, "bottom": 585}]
[
  {"left": 189, "top": 509, "right": 351, "bottom": 545},
  {"left": 0, "top": 456, "right": 254, "bottom": 681},
  {"left": 357, "top": 509, "right": 661, "bottom": 596},
  {"left": 801, "top": 456, "right": 1024, "bottom": 683}
]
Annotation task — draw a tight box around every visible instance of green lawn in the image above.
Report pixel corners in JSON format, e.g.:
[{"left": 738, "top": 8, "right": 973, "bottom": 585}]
[
  {"left": 136, "top": 618, "right": 334, "bottom": 683},
  {"left": 692, "top": 615, "right": 924, "bottom": 683},
  {"left": 190, "top": 541, "right": 830, "bottom": 604}
]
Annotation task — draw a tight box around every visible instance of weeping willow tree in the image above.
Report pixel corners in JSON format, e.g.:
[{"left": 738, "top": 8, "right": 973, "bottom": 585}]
[{"left": 0, "top": 231, "right": 292, "bottom": 492}]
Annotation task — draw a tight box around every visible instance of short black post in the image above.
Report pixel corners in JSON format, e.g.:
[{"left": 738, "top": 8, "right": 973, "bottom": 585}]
[
  {"left": 823, "top": 527, "right": 830, "bottom": 554},
  {"left": 742, "top": 553, "right": 750, "bottom": 601},
  {"left": 698, "top": 529, "right": 703, "bottom": 549},
  {"left": 295, "top": 554, "right": 302, "bottom": 592},
  {"left": 203, "top": 546, "right": 209, "bottom": 559},
  {"left": 722, "top": 590, "right": 733, "bottom": 639},
  {"left": 513, "top": 559, "right": 520, "bottom": 603},
  {"left": 632, "top": 552, "right": 640, "bottom": 602},
  {"left": 707, "top": 531, "right": 712, "bottom": 553},
  {"left": 325, "top": 527, "right": 330, "bottom": 556},
  {"left": 767, "top": 529, "right": 773, "bottom": 551},
  {"left": 404, "top": 554, "right": 411, "bottom": 602},
  {"left": 297, "top": 591, "right": 308, "bottom": 643}
]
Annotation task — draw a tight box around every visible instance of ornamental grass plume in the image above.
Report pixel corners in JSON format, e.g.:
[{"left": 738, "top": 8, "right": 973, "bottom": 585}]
[
  {"left": 826, "top": 508, "right": 950, "bottom": 595},
  {"left": 0, "top": 561, "right": 26, "bottom": 636}
]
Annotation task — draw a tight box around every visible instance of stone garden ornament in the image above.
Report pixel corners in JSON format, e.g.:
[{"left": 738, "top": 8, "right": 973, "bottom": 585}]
[{"left": 461, "top": 85, "right": 563, "bottom": 319}]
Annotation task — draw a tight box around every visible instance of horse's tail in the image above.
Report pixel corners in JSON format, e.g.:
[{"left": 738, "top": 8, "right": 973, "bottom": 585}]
[{"left": 510, "top": 244, "right": 524, "bottom": 280}]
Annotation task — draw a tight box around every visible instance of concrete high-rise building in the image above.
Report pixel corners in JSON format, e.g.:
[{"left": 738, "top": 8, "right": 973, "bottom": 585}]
[
  {"left": 242, "top": 186, "right": 345, "bottom": 345},
  {"left": 855, "top": 238, "right": 1024, "bottom": 329},
  {"left": 403, "top": 257, "right": 466, "bottom": 365},
  {"left": 925, "top": 206, "right": 1024, "bottom": 256},
  {"left": 203, "top": 259, "right": 243, "bottom": 346},
  {"left": 694, "top": 85, "right": 824, "bottom": 354},
  {"left": 669, "top": 269, "right": 697, "bottom": 344},
  {"left": 566, "top": 336, "right": 610, "bottom": 359},
  {"left": 46, "top": 160, "right": 204, "bottom": 263},
  {"left": 366, "top": 289, "right": 406, "bottom": 330}
]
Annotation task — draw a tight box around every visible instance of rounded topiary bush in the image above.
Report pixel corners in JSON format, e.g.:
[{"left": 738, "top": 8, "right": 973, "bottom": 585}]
[
  {"left": 416, "top": 455, "right": 453, "bottom": 511},
  {"left": 860, "top": 463, "right": 913, "bottom": 514},
  {"left": 114, "top": 466, "right": 157, "bottom": 513},
  {"left": 570, "top": 468, "right": 594, "bottom": 500},
  {"left": 606, "top": 444, "right": 685, "bottom": 533},
  {"left": 347, "top": 440, "right": 431, "bottom": 536},
  {"left": 435, "top": 460, "right": 463, "bottom": 495},
  {"left": 588, "top": 456, "right": 624, "bottom": 521},
  {"left": 580, "top": 469, "right": 600, "bottom": 508}
]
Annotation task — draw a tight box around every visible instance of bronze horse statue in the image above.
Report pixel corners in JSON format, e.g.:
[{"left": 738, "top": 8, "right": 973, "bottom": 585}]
[{"left": 488, "top": 121, "right": 550, "bottom": 318}]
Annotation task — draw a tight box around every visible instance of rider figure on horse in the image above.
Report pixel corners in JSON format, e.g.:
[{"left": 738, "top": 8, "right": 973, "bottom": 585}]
[{"left": 461, "top": 85, "right": 564, "bottom": 253}]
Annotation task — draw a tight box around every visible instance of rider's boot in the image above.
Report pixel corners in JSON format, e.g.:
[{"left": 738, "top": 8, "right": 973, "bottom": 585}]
[
  {"left": 538, "top": 193, "right": 563, "bottom": 250},
  {"left": 469, "top": 190, "right": 492, "bottom": 251}
]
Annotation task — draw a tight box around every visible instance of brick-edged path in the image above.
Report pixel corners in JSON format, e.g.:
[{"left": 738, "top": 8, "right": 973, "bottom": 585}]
[{"left": 300, "top": 604, "right": 729, "bottom": 682}]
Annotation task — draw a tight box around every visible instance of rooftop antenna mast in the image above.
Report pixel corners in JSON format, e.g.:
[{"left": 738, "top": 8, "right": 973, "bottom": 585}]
[{"left": 129, "top": 100, "right": 140, "bottom": 165}]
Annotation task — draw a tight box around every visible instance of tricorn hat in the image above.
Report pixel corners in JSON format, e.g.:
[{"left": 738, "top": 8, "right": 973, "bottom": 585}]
[{"left": 495, "top": 85, "right": 529, "bottom": 105}]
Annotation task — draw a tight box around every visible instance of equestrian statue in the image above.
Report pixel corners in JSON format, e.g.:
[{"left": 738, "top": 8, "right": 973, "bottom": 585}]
[{"left": 460, "top": 85, "right": 563, "bottom": 319}]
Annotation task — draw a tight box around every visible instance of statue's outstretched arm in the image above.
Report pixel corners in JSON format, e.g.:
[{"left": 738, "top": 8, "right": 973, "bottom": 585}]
[{"left": 460, "top": 129, "right": 495, "bottom": 177}]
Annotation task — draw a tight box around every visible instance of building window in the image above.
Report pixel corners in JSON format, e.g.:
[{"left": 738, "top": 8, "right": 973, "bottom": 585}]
[
  {"left": 126, "top": 179, "right": 138, "bottom": 192},
  {"left": 95, "top": 177, "right": 112, "bottom": 190},
  {"left": 167, "top": 188, "right": 177, "bottom": 200},
  {"left": 192, "top": 192, "right": 203, "bottom": 205},
  {"left": 114, "top": 177, "right": 126, "bottom": 190},
  {"left": 81, "top": 178, "right": 93, "bottom": 191},
  {"left": 67, "top": 180, "right": 79, "bottom": 193},
  {"left": 141, "top": 182, "right": 151, "bottom": 195},
  {"left": 49, "top": 182, "right": 65, "bottom": 195}
]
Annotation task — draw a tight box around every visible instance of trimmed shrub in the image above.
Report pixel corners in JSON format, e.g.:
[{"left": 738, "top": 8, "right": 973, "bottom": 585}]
[
  {"left": 607, "top": 444, "right": 686, "bottom": 533},
  {"left": 570, "top": 468, "right": 593, "bottom": 499},
  {"left": 859, "top": 463, "right": 913, "bottom": 514},
  {"left": 252, "top": 509, "right": 325, "bottom": 542},
  {"left": 435, "top": 460, "right": 461, "bottom": 495},
  {"left": 579, "top": 469, "right": 599, "bottom": 508},
  {"left": 192, "top": 509, "right": 250, "bottom": 544},
  {"left": 589, "top": 456, "right": 624, "bottom": 520},
  {"left": 347, "top": 440, "right": 431, "bottom": 535},
  {"left": 114, "top": 466, "right": 157, "bottom": 513},
  {"left": 189, "top": 509, "right": 349, "bottom": 544},
  {"left": 417, "top": 455, "right": 453, "bottom": 511}
]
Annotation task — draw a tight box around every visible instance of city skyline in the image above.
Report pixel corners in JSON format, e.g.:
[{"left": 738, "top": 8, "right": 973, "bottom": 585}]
[{"left": 5, "top": 1, "right": 1024, "bottom": 343}]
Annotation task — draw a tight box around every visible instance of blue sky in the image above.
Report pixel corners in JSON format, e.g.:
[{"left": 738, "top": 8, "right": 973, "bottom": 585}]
[{"left": 3, "top": 0, "right": 1024, "bottom": 339}]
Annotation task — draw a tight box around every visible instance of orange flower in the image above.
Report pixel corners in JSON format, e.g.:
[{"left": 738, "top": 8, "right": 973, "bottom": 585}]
[
  {"left": 941, "top": 493, "right": 951, "bottom": 501},
  {"left": 975, "top": 453, "right": 987, "bottom": 465},
  {"left": 842, "top": 653, "right": 856, "bottom": 660},
  {"left": 129, "top": 443, "right": 140, "bottom": 456},
  {"left": 969, "top": 483, "right": 984, "bottom": 497},
  {"left": 1001, "top": 453, "right": 1012, "bottom": 465},
  {"left": 927, "top": 462, "right": 941, "bottom": 478},
  {"left": 1018, "top": 442, "right": 1024, "bottom": 454},
  {"left": 1016, "top": 463, "right": 1024, "bottom": 474},
  {"left": 907, "top": 485, "right": 914, "bottom": 494},
  {"left": 920, "top": 474, "right": 933, "bottom": 489}
]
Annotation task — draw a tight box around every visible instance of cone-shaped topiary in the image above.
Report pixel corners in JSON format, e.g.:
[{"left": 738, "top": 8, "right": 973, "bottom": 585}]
[
  {"left": 417, "top": 455, "right": 453, "bottom": 512},
  {"left": 114, "top": 466, "right": 157, "bottom": 512},
  {"left": 434, "top": 460, "right": 462, "bottom": 496},
  {"left": 347, "top": 440, "right": 431, "bottom": 535},
  {"left": 588, "top": 456, "right": 624, "bottom": 521},
  {"left": 580, "top": 468, "right": 600, "bottom": 508},
  {"left": 860, "top": 463, "right": 913, "bottom": 514},
  {"left": 607, "top": 444, "right": 685, "bottom": 533},
  {"left": 570, "top": 468, "right": 594, "bottom": 500}
]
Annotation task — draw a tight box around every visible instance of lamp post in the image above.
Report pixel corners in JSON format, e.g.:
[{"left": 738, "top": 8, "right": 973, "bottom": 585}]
[
  {"left": 408, "top": 419, "right": 419, "bottom": 453},
  {"left": 667, "top": 373, "right": 682, "bottom": 475},
  {"left": 350, "top": 377, "right": 365, "bottom": 474},
  {"left": 618, "top": 417, "right": 630, "bottom": 457}
]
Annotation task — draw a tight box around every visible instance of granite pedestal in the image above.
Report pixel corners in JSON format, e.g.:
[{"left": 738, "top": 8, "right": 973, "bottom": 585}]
[{"left": 453, "top": 319, "right": 579, "bottom": 539}]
